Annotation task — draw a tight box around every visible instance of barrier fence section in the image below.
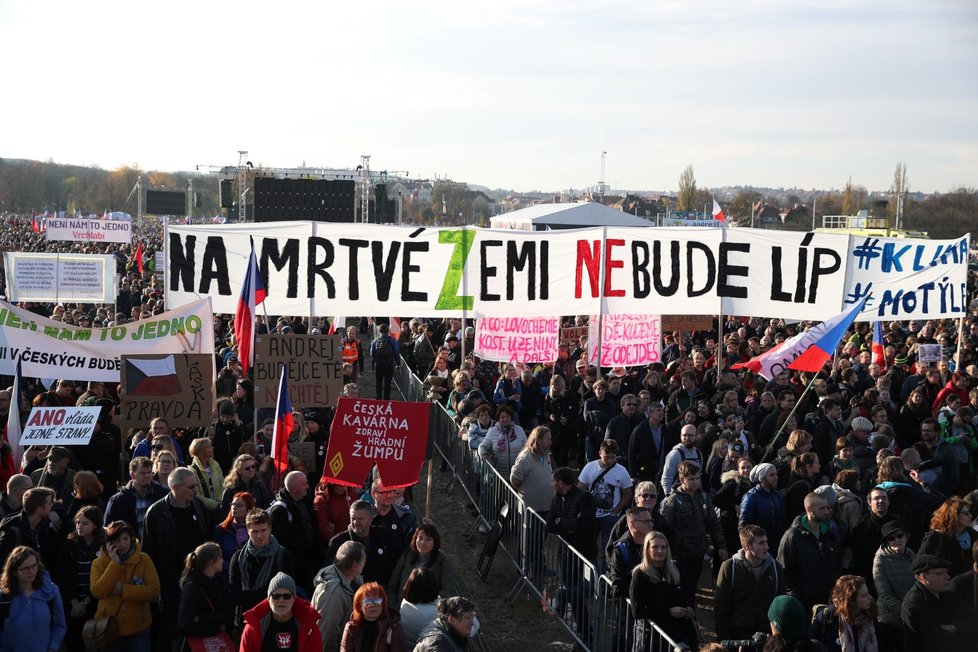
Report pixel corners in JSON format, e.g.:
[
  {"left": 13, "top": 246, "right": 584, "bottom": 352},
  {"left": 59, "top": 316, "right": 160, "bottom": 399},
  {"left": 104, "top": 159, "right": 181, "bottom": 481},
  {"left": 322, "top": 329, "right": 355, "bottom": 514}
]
[{"left": 397, "top": 358, "right": 683, "bottom": 652}]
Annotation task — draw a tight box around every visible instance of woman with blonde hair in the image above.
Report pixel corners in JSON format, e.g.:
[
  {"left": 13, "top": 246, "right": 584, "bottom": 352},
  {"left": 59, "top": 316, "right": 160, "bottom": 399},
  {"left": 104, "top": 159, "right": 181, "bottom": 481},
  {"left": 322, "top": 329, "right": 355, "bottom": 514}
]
[
  {"left": 628, "top": 531, "right": 696, "bottom": 649},
  {"left": 152, "top": 449, "right": 178, "bottom": 487},
  {"left": 189, "top": 437, "right": 224, "bottom": 511},
  {"left": 220, "top": 453, "right": 273, "bottom": 511}
]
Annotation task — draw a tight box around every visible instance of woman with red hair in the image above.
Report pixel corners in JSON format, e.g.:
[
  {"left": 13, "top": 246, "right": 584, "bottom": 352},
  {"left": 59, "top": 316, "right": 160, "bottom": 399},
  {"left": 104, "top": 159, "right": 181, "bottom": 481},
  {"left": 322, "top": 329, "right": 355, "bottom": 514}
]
[
  {"left": 340, "top": 582, "right": 406, "bottom": 652},
  {"left": 919, "top": 497, "right": 978, "bottom": 577},
  {"left": 812, "top": 574, "right": 880, "bottom": 652}
]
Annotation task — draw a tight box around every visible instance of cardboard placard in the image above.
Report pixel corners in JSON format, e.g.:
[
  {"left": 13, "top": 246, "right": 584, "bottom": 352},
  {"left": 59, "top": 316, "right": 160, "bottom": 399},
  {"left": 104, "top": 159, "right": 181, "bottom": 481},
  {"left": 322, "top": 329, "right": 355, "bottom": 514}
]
[
  {"left": 254, "top": 334, "right": 344, "bottom": 410},
  {"left": 120, "top": 353, "right": 215, "bottom": 432},
  {"left": 661, "top": 314, "right": 714, "bottom": 332},
  {"left": 21, "top": 406, "right": 101, "bottom": 445}
]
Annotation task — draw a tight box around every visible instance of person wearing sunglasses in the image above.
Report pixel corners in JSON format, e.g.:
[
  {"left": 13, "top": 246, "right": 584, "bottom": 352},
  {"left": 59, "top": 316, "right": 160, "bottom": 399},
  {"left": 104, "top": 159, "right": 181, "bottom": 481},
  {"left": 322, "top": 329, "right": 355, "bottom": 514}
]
[
  {"left": 221, "top": 454, "right": 273, "bottom": 512},
  {"left": 873, "top": 520, "right": 915, "bottom": 651},
  {"left": 240, "top": 572, "right": 322, "bottom": 652},
  {"left": 340, "top": 582, "right": 406, "bottom": 652}
]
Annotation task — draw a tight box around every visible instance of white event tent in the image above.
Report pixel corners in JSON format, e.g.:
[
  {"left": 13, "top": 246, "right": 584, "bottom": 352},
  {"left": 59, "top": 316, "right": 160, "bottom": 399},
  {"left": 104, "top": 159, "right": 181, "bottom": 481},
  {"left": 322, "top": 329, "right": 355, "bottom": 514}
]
[{"left": 489, "top": 202, "right": 653, "bottom": 231}]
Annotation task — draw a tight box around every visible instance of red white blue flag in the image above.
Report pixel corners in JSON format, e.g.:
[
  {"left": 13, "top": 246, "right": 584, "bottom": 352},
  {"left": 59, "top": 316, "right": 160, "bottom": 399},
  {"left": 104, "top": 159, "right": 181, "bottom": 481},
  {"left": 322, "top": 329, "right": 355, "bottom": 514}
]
[
  {"left": 6, "top": 360, "right": 23, "bottom": 471},
  {"left": 271, "top": 363, "right": 294, "bottom": 489},
  {"left": 233, "top": 237, "right": 267, "bottom": 375},
  {"left": 872, "top": 321, "right": 887, "bottom": 373}
]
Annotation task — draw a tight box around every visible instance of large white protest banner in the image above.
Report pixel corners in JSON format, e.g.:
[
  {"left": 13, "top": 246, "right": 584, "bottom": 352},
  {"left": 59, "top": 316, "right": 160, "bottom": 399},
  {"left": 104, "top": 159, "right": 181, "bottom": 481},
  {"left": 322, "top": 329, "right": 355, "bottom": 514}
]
[
  {"left": 0, "top": 298, "right": 214, "bottom": 381},
  {"left": 20, "top": 406, "right": 101, "bottom": 445},
  {"left": 843, "top": 235, "right": 971, "bottom": 319},
  {"left": 473, "top": 316, "right": 560, "bottom": 363},
  {"left": 588, "top": 314, "right": 661, "bottom": 366},
  {"left": 44, "top": 218, "right": 132, "bottom": 244},
  {"left": 4, "top": 253, "right": 116, "bottom": 303},
  {"left": 163, "top": 223, "right": 965, "bottom": 320}
]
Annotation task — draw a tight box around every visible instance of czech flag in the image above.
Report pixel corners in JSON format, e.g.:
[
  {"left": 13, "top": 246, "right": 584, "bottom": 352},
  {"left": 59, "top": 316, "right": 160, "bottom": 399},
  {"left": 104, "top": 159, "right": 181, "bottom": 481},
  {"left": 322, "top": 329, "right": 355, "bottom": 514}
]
[
  {"left": 31, "top": 215, "right": 40, "bottom": 234},
  {"left": 788, "top": 298, "right": 869, "bottom": 372},
  {"left": 234, "top": 237, "right": 267, "bottom": 376},
  {"left": 733, "top": 298, "right": 868, "bottom": 378},
  {"left": 328, "top": 316, "right": 346, "bottom": 335},
  {"left": 712, "top": 198, "right": 726, "bottom": 223},
  {"left": 271, "top": 363, "right": 294, "bottom": 489},
  {"left": 872, "top": 321, "right": 887, "bottom": 373}
]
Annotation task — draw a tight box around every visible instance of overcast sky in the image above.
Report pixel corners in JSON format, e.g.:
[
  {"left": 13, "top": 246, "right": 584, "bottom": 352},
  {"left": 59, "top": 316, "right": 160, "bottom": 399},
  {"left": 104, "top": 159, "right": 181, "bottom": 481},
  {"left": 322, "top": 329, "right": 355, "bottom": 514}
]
[{"left": 2, "top": 0, "right": 975, "bottom": 194}]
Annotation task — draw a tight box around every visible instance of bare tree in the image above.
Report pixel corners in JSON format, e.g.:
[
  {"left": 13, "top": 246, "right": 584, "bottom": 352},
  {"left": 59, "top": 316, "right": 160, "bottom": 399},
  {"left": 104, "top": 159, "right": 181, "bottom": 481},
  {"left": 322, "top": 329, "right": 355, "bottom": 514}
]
[
  {"left": 888, "top": 162, "right": 909, "bottom": 226},
  {"left": 677, "top": 165, "right": 697, "bottom": 212}
]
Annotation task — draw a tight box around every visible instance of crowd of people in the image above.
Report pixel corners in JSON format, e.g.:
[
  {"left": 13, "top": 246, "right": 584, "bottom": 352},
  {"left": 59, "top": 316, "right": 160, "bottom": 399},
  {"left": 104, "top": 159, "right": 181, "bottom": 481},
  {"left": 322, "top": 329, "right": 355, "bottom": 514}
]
[{"left": 1, "top": 212, "right": 978, "bottom": 652}]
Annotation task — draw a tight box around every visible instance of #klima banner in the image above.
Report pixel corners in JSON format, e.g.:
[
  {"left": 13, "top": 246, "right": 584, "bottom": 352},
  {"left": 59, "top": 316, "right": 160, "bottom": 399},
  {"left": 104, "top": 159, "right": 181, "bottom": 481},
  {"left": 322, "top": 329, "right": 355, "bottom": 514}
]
[
  {"left": 0, "top": 297, "right": 215, "bottom": 381},
  {"left": 588, "top": 314, "right": 661, "bottom": 367},
  {"left": 473, "top": 316, "right": 560, "bottom": 364},
  {"left": 322, "top": 398, "right": 434, "bottom": 488},
  {"left": 21, "top": 406, "right": 101, "bottom": 445}
]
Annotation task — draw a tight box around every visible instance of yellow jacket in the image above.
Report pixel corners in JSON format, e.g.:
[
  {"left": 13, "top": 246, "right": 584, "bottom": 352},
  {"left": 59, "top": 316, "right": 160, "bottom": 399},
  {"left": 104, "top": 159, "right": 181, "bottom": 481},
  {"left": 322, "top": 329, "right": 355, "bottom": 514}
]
[
  {"left": 89, "top": 539, "right": 161, "bottom": 636},
  {"left": 191, "top": 457, "right": 225, "bottom": 511}
]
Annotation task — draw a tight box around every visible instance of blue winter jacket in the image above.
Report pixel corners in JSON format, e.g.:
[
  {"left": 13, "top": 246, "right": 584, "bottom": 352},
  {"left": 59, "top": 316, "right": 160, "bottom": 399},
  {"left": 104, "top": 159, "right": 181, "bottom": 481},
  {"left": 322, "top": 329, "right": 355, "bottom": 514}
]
[
  {"left": 0, "top": 571, "right": 67, "bottom": 652},
  {"left": 739, "top": 483, "right": 787, "bottom": 545}
]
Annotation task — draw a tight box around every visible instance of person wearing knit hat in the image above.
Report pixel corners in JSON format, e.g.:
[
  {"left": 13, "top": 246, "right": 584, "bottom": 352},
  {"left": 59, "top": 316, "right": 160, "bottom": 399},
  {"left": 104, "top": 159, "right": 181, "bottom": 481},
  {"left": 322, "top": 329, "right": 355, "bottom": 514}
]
[
  {"left": 846, "top": 416, "right": 877, "bottom": 475},
  {"left": 240, "top": 571, "right": 323, "bottom": 652},
  {"left": 813, "top": 484, "right": 838, "bottom": 508},
  {"left": 767, "top": 594, "right": 807, "bottom": 639},
  {"left": 740, "top": 462, "right": 787, "bottom": 547}
]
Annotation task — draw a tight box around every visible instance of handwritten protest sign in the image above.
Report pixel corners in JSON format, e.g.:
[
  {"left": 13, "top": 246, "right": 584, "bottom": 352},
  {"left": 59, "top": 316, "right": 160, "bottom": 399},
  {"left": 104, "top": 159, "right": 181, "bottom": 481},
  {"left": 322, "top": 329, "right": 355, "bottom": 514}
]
[
  {"left": 473, "top": 316, "right": 559, "bottom": 363},
  {"left": 588, "top": 314, "right": 661, "bottom": 367},
  {"left": 559, "top": 325, "right": 588, "bottom": 346},
  {"left": 322, "top": 398, "right": 433, "bottom": 488},
  {"left": 21, "top": 406, "right": 101, "bottom": 445},
  {"left": 254, "top": 334, "right": 344, "bottom": 410},
  {"left": 120, "top": 354, "right": 214, "bottom": 433},
  {"left": 661, "top": 315, "right": 714, "bottom": 332}
]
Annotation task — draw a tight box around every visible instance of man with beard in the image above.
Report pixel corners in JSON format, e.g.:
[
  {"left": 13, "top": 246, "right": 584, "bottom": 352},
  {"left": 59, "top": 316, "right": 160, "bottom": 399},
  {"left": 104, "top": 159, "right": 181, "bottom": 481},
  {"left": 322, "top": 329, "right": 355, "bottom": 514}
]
[{"left": 777, "top": 492, "right": 842, "bottom": 610}]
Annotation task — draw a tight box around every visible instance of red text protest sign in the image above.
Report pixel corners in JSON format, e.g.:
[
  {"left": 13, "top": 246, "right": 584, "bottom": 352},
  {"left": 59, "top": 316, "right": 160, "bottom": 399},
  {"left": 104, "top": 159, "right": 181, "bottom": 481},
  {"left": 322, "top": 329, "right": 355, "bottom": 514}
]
[
  {"left": 473, "top": 316, "right": 559, "bottom": 364},
  {"left": 588, "top": 314, "right": 661, "bottom": 366}
]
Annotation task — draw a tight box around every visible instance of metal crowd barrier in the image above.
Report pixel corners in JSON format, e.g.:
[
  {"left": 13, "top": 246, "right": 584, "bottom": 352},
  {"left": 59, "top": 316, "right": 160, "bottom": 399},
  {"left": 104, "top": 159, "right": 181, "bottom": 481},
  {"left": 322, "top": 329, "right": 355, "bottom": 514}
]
[{"left": 397, "top": 358, "right": 684, "bottom": 652}]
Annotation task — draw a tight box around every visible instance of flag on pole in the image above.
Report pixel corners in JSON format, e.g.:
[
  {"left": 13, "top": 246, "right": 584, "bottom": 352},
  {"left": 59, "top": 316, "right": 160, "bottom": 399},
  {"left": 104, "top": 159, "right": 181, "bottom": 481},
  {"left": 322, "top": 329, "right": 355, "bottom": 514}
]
[
  {"left": 872, "top": 321, "right": 887, "bottom": 373},
  {"left": 6, "top": 360, "right": 23, "bottom": 471},
  {"left": 712, "top": 198, "right": 726, "bottom": 223},
  {"left": 732, "top": 298, "right": 868, "bottom": 378},
  {"left": 234, "top": 237, "right": 267, "bottom": 375},
  {"left": 271, "top": 363, "right": 294, "bottom": 490},
  {"left": 389, "top": 317, "right": 402, "bottom": 338},
  {"left": 134, "top": 241, "right": 144, "bottom": 274},
  {"left": 31, "top": 216, "right": 39, "bottom": 234},
  {"left": 328, "top": 317, "right": 346, "bottom": 335}
]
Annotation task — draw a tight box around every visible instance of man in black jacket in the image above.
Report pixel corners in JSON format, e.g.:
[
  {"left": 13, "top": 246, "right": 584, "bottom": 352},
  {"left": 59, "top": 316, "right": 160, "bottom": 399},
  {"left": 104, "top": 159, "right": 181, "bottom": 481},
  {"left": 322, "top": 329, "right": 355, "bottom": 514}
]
[
  {"left": 211, "top": 400, "right": 245, "bottom": 471},
  {"left": 103, "top": 457, "right": 167, "bottom": 538},
  {"left": 605, "top": 395, "right": 643, "bottom": 468},
  {"left": 270, "top": 471, "right": 320, "bottom": 594},
  {"left": 902, "top": 554, "right": 973, "bottom": 652},
  {"left": 628, "top": 404, "right": 672, "bottom": 483},
  {"left": 546, "top": 467, "right": 596, "bottom": 641},
  {"left": 949, "top": 540, "right": 978, "bottom": 614}
]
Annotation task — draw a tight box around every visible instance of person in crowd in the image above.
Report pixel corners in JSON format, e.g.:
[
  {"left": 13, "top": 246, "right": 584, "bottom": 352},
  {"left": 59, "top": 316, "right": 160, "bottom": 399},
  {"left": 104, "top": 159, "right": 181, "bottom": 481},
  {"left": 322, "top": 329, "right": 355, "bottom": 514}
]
[
  {"left": 714, "top": 524, "right": 785, "bottom": 642},
  {"left": 142, "top": 466, "right": 210, "bottom": 651},
  {"left": 104, "top": 456, "right": 168, "bottom": 539},
  {"left": 949, "top": 540, "right": 978, "bottom": 614},
  {"left": 240, "top": 572, "right": 323, "bottom": 652},
  {"left": 221, "top": 453, "right": 273, "bottom": 512},
  {"left": 464, "top": 403, "right": 494, "bottom": 460},
  {"left": 810, "top": 575, "right": 880, "bottom": 652},
  {"left": 176, "top": 541, "right": 234, "bottom": 652},
  {"left": 544, "top": 374, "right": 580, "bottom": 468},
  {"left": 314, "top": 480, "right": 357, "bottom": 551},
  {"left": 370, "top": 477, "right": 419, "bottom": 549},
  {"left": 919, "top": 497, "right": 978, "bottom": 578},
  {"left": 778, "top": 491, "right": 843, "bottom": 611},
  {"left": 412, "top": 596, "right": 477, "bottom": 652},
  {"left": 340, "top": 582, "right": 405, "bottom": 652},
  {"left": 919, "top": 417, "right": 960, "bottom": 494},
  {"left": 215, "top": 491, "right": 256, "bottom": 573},
  {"left": 90, "top": 521, "right": 161, "bottom": 652},
  {"left": 312, "top": 540, "right": 366, "bottom": 651},
  {"left": 151, "top": 449, "right": 178, "bottom": 488},
  {"left": 132, "top": 417, "right": 185, "bottom": 463},
  {"left": 387, "top": 523, "right": 458, "bottom": 603},
  {"left": 371, "top": 323, "right": 401, "bottom": 400},
  {"left": 661, "top": 460, "right": 727, "bottom": 607},
  {"left": 397, "top": 567, "right": 441, "bottom": 649},
  {"left": 29, "top": 444, "right": 75, "bottom": 505},
  {"left": 739, "top": 462, "right": 788, "bottom": 546},
  {"left": 605, "top": 393, "right": 643, "bottom": 463},
  {"left": 478, "top": 405, "right": 527, "bottom": 478},
  {"left": 0, "top": 474, "right": 31, "bottom": 520},
  {"left": 582, "top": 379, "right": 618, "bottom": 463},
  {"left": 546, "top": 466, "right": 596, "bottom": 641},
  {"left": 56, "top": 505, "right": 104, "bottom": 651},
  {"left": 628, "top": 403, "right": 672, "bottom": 484},
  {"left": 901, "top": 554, "right": 972, "bottom": 652},
  {"left": 269, "top": 470, "right": 319, "bottom": 595},
  {"left": 0, "top": 486, "right": 58, "bottom": 566},
  {"left": 764, "top": 594, "right": 823, "bottom": 652},
  {"left": 325, "top": 500, "right": 402, "bottom": 586},
  {"left": 510, "top": 425, "right": 555, "bottom": 521},
  {"left": 660, "top": 423, "right": 703, "bottom": 497},
  {"left": 607, "top": 506, "right": 653, "bottom": 598},
  {"left": 343, "top": 325, "right": 365, "bottom": 383},
  {"left": 229, "top": 508, "right": 295, "bottom": 635},
  {"left": 713, "top": 456, "right": 754, "bottom": 554},
  {"left": 577, "top": 438, "right": 633, "bottom": 556},
  {"left": 0, "top": 545, "right": 67, "bottom": 652},
  {"left": 873, "top": 520, "right": 916, "bottom": 651},
  {"left": 211, "top": 399, "right": 245, "bottom": 472},
  {"left": 188, "top": 437, "right": 225, "bottom": 512},
  {"left": 65, "top": 469, "right": 105, "bottom": 520},
  {"left": 629, "top": 530, "right": 697, "bottom": 650},
  {"left": 605, "top": 480, "right": 673, "bottom": 557},
  {"left": 783, "top": 452, "right": 822, "bottom": 522}
]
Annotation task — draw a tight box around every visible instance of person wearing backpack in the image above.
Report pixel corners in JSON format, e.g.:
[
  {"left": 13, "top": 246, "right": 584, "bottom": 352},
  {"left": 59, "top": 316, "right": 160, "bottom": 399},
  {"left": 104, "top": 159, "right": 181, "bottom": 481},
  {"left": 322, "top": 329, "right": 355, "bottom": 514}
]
[{"left": 371, "top": 324, "right": 401, "bottom": 400}]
